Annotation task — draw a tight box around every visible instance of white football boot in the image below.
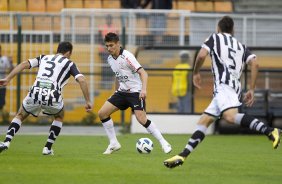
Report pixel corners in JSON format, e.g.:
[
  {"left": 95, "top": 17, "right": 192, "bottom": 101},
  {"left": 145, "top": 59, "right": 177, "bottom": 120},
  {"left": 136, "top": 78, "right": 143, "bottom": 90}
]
[
  {"left": 42, "top": 147, "right": 54, "bottom": 155},
  {"left": 103, "top": 142, "right": 121, "bottom": 154},
  {"left": 161, "top": 141, "right": 172, "bottom": 154}
]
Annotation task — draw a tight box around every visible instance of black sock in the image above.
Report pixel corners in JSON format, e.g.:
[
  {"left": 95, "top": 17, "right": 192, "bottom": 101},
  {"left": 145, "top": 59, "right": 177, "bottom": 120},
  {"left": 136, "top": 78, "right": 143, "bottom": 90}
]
[
  {"left": 45, "top": 122, "right": 62, "bottom": 149},
  {"left": 240, "top": 114, "right": 273, "bottom": 135},
  {"left": 143, "top": 119, "right": 151, "bottom": 128},
  {"left": 4, "top": 119, "right": 21, "bottom": 142},
  {"left": 179, "top": 130, "right": 205, "bottom": 157}
]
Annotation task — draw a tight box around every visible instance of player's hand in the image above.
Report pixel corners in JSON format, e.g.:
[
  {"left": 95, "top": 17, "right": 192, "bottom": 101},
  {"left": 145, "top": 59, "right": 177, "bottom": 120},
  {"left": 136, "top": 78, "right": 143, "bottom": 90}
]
[
  {"left": 243, "top": 90, "right": 255, "bottom": 107},
  {"left": 0, "top": 78, "right": 9, "bottom": 87},
  {"left": 139, "top": 89, "right": 147, "bottom": 100},
  {"left": 193, "top": 73, "right": 202, "bottom": 89},
  {"left": 85, "top": 102, "right": 93, "bottom": 112}
]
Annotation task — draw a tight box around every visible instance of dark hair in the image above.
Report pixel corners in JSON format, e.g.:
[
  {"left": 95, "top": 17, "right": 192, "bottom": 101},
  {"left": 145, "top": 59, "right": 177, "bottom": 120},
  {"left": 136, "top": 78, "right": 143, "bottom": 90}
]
[
  {"left": 104, "top": 32, "right": 119, "bottom": 43},
  {"left": 218, "top": 16, "right": 234, "bottom": 34},
  {"left": 57, "top": 41, "right": 73, "bottom": 54}
]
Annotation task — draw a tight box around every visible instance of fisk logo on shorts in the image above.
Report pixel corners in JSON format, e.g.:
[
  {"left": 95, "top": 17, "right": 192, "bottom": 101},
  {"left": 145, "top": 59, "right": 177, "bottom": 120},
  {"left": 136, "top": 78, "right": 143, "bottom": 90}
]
[{"left": 33, "top": 86, "right": 56, "bottom": 97}]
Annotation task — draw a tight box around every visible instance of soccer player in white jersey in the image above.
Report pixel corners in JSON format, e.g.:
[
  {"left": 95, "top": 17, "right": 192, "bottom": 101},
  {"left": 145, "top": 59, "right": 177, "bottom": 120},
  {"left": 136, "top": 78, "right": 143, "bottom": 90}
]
[
  {"left": 164, "top": 16, "right": 281, "bottom": 168},
  {"left": 0, "top": 42, "right": 92, "bottom": 155},
  {"left": 98, "top": 32, "right": 172, "bottom": 154},
  {"left": 0, "top": 45, "right": 14, "bottom": 116}
]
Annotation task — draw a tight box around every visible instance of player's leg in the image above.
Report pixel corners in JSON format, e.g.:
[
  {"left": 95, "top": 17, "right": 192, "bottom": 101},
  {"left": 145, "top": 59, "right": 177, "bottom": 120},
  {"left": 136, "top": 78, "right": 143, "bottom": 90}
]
[
  {"left": 164, "top": 95, "right": 219, "bottom": 168},
  {"left": 226, "top": 109, "right": 281, "bottom": 149},
  {"left": 42, "top": 110, "right": 64, "bottom": 155},
  {"left": 134, "top": 110, "right": 172, "bottom": 153},
  {"left": 163, "top": 113, "right": 215, "bottom": 168},
  {"left": 180, "top": 114, "right": 214, "bottom": 157},
  {"left": 0, "top": 106, "right": 29, "bottom": 153},
  {"left": 0, "top": 88, "right": 6, "bottom": 121},
  {"left": 98, "top": 101, "right": 120, "bottom": 154},
  {"left": 129, "top": 92, "right": 172, "bottom": 153}
]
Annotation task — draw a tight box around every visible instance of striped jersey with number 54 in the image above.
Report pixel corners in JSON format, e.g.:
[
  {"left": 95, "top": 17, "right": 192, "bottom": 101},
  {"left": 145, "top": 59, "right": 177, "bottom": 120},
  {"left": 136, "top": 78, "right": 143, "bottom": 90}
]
[
  {"left": 28, "top": 54, "right": 83, "bottom": 103},
  {"left": 202, "top": 33, "right": 256, "bottom": 95}
]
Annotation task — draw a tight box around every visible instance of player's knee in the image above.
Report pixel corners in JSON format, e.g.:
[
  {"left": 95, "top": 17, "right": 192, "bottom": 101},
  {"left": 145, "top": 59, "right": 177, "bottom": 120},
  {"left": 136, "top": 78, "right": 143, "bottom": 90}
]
[
  {"left": 222, "top": 109, "right": 238, "bottom": 124},
  {"left": 223, "top": 114, "right": 236, "bottom": 124},
  {"left": 98, "top": 109, "right": 107, "bottom": 120},
  {"left": 97, "top": 110, "right": 103, "bottom": 119}
]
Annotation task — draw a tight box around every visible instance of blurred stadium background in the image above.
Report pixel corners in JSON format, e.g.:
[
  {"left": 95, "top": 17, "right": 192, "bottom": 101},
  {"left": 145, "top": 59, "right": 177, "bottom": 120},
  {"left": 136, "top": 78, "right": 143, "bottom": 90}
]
[{"left": 0, "top": 0, "right": 282, "bottom": 133}]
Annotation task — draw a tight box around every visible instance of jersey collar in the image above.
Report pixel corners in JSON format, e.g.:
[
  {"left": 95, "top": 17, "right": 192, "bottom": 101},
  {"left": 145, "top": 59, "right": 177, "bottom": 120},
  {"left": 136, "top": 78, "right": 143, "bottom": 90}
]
[
  {"left": 113, "top": 47, "right": 124, "bottom": 60},
  {"left": 119, "top": 47, "right": 124, "bottom": 55}
]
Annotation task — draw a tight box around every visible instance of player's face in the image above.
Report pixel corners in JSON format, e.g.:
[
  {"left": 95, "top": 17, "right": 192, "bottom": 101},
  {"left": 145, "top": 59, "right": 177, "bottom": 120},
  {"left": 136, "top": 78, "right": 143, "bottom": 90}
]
[{"left": 105, "top": 41, "right": 120, "bottom": 57}]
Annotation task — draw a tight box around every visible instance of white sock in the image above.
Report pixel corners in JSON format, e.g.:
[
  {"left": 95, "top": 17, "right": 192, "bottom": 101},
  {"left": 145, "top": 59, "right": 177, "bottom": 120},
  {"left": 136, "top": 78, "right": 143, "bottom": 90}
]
[
  {"left": 146, "top": 121, "right": 167, "bottom": 145},
  {"left": 102, "top": 118, "right": 118, "bottom": 145}
]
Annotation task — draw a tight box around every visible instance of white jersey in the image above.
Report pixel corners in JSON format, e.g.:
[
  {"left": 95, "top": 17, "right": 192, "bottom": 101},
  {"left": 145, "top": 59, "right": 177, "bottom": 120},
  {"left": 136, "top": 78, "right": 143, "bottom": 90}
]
[
  {"left": 202, "top": 33, "right": 256, "bottom": 96},
  {"left": 0, "top": 56, "right": 12, "bottom": 79},
  {"left": 107, "top": 48, "right": 142, "bottom": 93},
  {"left": 28, "top": 54, "right": 83, "bottom": 104}
]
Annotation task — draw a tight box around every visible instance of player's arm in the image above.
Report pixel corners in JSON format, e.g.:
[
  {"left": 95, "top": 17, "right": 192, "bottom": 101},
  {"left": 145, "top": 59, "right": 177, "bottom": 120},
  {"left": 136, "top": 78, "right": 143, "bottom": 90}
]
[
  {"left": 193, "top": 48, "right": 209, "bottom": 89},
  {"left": 76, "top": 75, "right": 92, "bottom": 112},
  {"left": 70, "top": 63, "right": 92, "bottom": 112},
  {"left": 0, "top": 61, "right": 30, "bottom": 86},
  {"left": 243, "top": 57, "right": 258, "bottom": 107},
  {"left": 137, "top": 68, "right": 148, "bottom": 99},
  {"left": 248, "top": 57, "right": 259, "bottom": 91},
  {"left": 126, "top": 53, "right": 146, "bottom": 98}
]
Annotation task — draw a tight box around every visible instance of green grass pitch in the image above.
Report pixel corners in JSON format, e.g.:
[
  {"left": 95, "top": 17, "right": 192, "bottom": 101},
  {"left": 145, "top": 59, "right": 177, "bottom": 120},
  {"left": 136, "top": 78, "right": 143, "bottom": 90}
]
[{"left": 0, "top": 134, "right": 281, "bottom": 184}]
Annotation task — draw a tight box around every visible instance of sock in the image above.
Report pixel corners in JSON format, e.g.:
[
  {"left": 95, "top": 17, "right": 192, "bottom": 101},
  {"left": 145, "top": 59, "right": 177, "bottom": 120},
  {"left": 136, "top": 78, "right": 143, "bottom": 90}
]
[
  {"left": 179, "top": 125, "right": 207, "bottom": 157},
  {"left": 234, "top": 113, "right": 273, "bottom": 135},
  {"left": 144, "top": 120, "right": 167, "bottom": 146},
  {"left": 4, "top": 118, "right": 22, "bottom": 142},
  {"left": 44, "top": 120, "right": 62, "bottom": 150},
  {"left": 101, "top": 117, "right": 118, "bottom": 145}
]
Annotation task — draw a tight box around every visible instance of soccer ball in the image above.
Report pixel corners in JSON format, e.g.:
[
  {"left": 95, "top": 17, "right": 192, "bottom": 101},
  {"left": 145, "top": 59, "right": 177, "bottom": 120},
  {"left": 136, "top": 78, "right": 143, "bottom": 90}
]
[{"left": 136, "top": 138, "right": 153, "bottom": 154}]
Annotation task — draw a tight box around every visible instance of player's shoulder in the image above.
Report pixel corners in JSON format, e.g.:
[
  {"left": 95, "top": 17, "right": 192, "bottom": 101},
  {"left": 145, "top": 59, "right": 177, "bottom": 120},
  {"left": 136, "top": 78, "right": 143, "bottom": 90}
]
[
  {"left": 107, "top": 54, "right": 114, "bottom": 61},
  {"left": 203, "top": 33, "right": 216, "bottom": 42},
  {"left": 122, "top": 49, "right": 135, "bottom": 59},
  {"left": 0, "top": 56, "right": 9, "bottom": 62},
  {"left": 39, "top": 54, "right": 53, "bottom": 60}
]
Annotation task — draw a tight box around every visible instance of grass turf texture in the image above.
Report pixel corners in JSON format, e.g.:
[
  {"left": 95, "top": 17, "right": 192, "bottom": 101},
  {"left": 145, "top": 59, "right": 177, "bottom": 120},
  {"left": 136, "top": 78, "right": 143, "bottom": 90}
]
[{"left": 0, "top": 134, "right": 281, "bottom": 184}]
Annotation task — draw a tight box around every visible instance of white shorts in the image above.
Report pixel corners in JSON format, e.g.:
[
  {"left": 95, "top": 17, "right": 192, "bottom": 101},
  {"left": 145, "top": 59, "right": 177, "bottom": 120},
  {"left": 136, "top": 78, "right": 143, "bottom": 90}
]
[
  {"left": 22, "top": 95, "right": 64, "bottom": 117},
  {"left": 204, "top": 84, "right": 241, "bottom": 117}
]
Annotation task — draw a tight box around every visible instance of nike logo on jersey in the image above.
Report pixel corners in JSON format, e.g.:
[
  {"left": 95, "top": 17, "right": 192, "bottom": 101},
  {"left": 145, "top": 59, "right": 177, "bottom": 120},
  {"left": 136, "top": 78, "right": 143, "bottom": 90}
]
[{"left": 134, "top": 105, "right": 139, "bottom": 107}]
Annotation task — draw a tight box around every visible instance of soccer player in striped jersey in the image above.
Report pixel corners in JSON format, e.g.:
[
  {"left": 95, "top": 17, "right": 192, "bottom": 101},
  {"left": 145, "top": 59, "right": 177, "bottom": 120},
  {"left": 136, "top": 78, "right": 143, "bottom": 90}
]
[
  {"left": 0, "top": 42, "right": 92, "bottom": 155},
  {"left": 98, "top": 32, "right": 172, "bottom": 154},
  {"left": 164, "top": 16, "right": 281, "bottom": 168}
]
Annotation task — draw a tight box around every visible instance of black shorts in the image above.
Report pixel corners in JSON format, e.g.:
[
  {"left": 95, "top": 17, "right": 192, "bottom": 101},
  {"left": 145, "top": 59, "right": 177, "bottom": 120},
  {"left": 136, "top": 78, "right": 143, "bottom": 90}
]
[
  {"left": 0, "top": 88, "right": 6, "bottom": 108},
  {"left": 108, "top": 91, "right": 146, "bottom": 111}
]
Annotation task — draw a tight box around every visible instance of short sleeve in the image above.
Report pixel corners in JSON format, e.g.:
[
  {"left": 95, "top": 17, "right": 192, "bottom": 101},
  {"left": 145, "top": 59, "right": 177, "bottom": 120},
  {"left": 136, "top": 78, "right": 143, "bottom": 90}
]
[
  {"left": 201, "top": 34, "right": 214, "bottom": 53},
  {"left": 244, "top": 47, "right": 256, "bottom": 64},
  {"left": 28, "top": 55, "right": 45, "bottom": 68},
  {"left": 70, "top": 62, "right": 83, "bottom": 79},
  {"left": 125, "top": 53, "right": 142, "bottom": 72}
]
